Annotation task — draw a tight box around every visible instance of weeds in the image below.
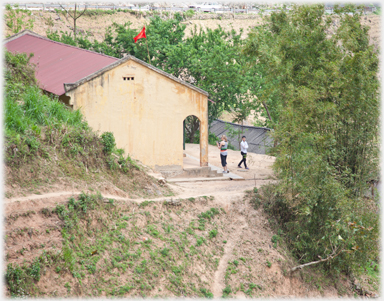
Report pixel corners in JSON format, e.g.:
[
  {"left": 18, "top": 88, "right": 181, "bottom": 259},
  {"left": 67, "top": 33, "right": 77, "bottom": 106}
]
[
  {"left": 222, "top": 285, "right": 232, "bottom": 297},
  {"left": 101, "top": 132, "right": 115, "bottom": 154},
  {"left": 209, "top": 229, "right": 218, "bottom": 239},
  {"left": 6, "top": 258, "right": 42, "bottom": 297},
  {"left": 5, "top": 192, "right": 228, "bottom": 297},
  {"left": 266, "top": 260, "right": 272, "bottom": 268},
  {"left": 200, "top": 287, "right": 213, "bottom": 298},
  {"left": 5, "top": 4, "right": 34, "bottom": 35}
]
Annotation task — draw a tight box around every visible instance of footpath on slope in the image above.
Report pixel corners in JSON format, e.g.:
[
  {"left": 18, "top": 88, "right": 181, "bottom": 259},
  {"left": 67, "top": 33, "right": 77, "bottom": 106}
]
[
  {"left": 4, "top": 145, "right": 355, "bottom": 298},
  {"left": 4, "top": 181, "right": 350, "bottom": 298}
]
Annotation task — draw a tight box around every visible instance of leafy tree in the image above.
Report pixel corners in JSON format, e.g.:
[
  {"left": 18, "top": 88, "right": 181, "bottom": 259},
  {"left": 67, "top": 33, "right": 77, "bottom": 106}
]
[
  {"left": 164, "top": 26, "right": 257, "bottom": 121},
  {"left": 245, "top": 4, "right": 379, "bottom": 272},
  {"left": 47, "top": 17, "right": 262, "bottom": 139}
]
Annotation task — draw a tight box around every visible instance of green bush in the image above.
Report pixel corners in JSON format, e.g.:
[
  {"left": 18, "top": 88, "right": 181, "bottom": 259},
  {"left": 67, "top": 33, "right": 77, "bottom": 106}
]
[
  {"left": 101, "top": 132, "right": 116, "bottom": 154},
  {"left": 184, "top": 9, "right": 195, "bottom": 19},
  {"left": 222, "top": 285, "right": 232, "bottom": 297},
  {"left": 198, "top": 208, "right": 220, "bottom": 220},
  {"left": 6, "top": 258, "right": 42, "bottom": 297},
  {"left": 4, "top": 50, "right": 100, "bottom": 167},
  {"left": 209, "top": 229, "right": 218, "bottom": 238},
  {"left": 271, "top": 235, "right": 279, "bottom": 244},
  {"left": 196, "top": 236, "right": 205, "bottom": 246},
  {"left": 200, "top": 287, "right": 213, "bottom": 298}
]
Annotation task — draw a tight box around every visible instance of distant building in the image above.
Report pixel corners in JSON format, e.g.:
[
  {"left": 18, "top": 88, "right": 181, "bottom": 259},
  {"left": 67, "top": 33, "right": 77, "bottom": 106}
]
[
  {"left": 209, "top": 119, "right": 273, "bottom": 154},
  {"left": 324, "top": 3, "right": 378, "bottom": 14},
  {"left": 5, "top": 30, "right": 209, "bottom": 170}
]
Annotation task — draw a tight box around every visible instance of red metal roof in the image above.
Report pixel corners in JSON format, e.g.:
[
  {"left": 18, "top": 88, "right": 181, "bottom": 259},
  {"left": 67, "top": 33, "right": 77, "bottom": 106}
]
[{"left": 5, "top": 31, "right": 118, "bottom": 95}]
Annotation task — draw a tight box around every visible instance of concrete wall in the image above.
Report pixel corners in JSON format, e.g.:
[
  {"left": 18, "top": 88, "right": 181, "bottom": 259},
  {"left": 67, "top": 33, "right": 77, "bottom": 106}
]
[{"left": 65, "top": 59, "right": 208, "bottom": 169}]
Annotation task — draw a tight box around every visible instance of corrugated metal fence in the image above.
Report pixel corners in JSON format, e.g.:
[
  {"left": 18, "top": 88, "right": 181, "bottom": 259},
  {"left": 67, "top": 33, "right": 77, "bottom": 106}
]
[{"left": 210, "top": 119, "right": 273, "bottom": 155}]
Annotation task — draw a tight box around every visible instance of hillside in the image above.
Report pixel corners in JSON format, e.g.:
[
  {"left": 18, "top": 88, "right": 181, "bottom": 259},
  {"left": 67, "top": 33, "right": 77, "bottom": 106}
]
[
  {"left": 5, "top": 184, "right": 362, "bottom": 298},
  {"left": 4, "top": 7, "right": 380, "bottom": 299},
  {"left": 3, "top": 9, "right": 381, "bottom": 47}
]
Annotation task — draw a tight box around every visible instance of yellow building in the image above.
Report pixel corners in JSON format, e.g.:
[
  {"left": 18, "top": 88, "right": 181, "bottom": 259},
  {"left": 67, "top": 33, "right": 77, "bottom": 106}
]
[{"left": 5, "top": 30, "right": 209, "bottom": 171}]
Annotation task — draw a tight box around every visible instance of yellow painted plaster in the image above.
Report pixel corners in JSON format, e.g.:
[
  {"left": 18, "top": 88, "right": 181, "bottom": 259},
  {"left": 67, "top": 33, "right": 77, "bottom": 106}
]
[{"left": 66, "top": 60, "right": 208, "bottom": 169}]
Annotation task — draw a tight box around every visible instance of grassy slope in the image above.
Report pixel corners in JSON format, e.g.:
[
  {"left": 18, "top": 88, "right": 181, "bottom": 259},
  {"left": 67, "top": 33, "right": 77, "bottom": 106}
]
[
  {"left": 7, "top": 189, "right": 374, "bottom": 298},
  {"left": 4, "top": 51, "right": 172, "bottom": 199},
  {"left": 6, "top": 194, "right": 224, "bottom": 298},
  {"left": 3, "top": 27, "right": 379, "bottom": 299}
]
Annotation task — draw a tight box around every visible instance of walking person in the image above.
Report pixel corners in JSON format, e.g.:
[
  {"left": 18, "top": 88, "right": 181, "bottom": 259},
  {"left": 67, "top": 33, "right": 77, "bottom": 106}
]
[
  {"left": 217, "top": 135, "right": 229, "bottom": 173},
  {"left": 238, "top": 136, "right": 249, "bottom": 170}
]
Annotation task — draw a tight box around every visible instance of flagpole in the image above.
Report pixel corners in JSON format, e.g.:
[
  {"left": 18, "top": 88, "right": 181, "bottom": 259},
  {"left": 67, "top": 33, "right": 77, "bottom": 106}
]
[{"left": 145, "top": 38, "right": 150, "bottom": 64}]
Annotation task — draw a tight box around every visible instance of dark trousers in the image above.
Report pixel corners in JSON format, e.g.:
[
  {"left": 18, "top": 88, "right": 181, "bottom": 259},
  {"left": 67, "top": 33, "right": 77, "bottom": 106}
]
[
  {"left": 220, "top": 154, "right": 227, "bottom": 167},
  {"left": 238, "top": 151, "right": 247, "bottom": 168}
]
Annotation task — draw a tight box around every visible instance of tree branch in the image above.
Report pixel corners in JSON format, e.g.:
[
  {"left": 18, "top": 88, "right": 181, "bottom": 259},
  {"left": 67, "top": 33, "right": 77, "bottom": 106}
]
[
  {"left": 75, "top": 5, "right": 87, "bottom": 19},
  {"left": 262, "top": 101, "right": 272, "bottom": 122},
  {"left": 290, "top": 248, "right": 346, "bottom": 274},
  {"left": 59, "top": 4, "right": 74, "bottom": 19}
]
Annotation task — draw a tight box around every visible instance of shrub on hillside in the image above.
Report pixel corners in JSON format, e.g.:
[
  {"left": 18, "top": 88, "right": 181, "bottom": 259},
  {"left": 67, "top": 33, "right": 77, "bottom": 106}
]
[{"left": 100, "top": 132, "right": 116, "bottom": 154}]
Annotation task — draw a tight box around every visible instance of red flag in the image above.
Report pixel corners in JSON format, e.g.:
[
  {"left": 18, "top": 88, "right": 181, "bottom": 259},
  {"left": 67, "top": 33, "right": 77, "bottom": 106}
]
[{"left": 134, "top": 27, "right": 146, "bottom": 43}]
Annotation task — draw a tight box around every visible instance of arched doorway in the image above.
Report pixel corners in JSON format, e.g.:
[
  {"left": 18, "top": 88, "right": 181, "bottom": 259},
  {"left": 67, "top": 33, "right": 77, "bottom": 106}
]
[
  {"left": 183, "top": 115, "right": 200, "bottom": 148},
  {"left": 183, "top": 114, "right": 208, "bottom": 167}
]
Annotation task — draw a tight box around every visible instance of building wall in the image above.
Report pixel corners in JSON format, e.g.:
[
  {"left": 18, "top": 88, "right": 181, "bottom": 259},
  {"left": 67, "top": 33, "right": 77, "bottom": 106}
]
[{"left": 65, "top": 60, "right": 208, "bottom": 169}]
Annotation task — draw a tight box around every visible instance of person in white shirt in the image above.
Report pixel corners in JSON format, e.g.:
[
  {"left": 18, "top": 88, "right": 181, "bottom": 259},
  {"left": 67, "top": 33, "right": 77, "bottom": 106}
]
[{"left": 238, "top": 136, "right": 249, "bottom": 169}]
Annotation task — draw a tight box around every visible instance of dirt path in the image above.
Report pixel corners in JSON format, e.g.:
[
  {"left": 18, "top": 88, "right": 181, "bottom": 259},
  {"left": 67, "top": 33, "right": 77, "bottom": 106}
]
[
  {"left": 5, "top": 187, "right": 246, "bottom": 205},
  {"left": 212, "top": 215, "right": 247, "bottom": 297},
  {"left": 5, "top": 175, "right": 276, "bottom": 205}
]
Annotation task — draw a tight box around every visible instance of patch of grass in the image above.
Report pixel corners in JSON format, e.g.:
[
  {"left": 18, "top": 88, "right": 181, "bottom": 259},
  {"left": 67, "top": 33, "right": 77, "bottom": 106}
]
[
  {"left": 140, "top": 200, "right": 154, "bottom": 208},
  {"left": 209, "top": 229, "right": 218, "bottom": 239},
  {"left": 222, "top": 285, "right": 232, "bottom": 297},
  {"left": 83, "top": 9, "right": 117, "bottom": 17},
  {"left": 196, "top": 236, "right": 206, "bottom": 246},
  {"left": 160, "top": 247, "right": 170, "bottom": 257},
  {"left": 200, "top": 287, "right": 213, "bottom": 298}
]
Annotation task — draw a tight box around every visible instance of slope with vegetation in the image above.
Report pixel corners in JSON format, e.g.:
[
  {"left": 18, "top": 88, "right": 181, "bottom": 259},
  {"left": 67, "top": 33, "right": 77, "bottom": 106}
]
[
  {"left": 4, "top": 50, "right": 171, "bottom": 199},
  {"left": 6, "top": 193, "right": 223, "bottom": 297},
  {"left": 3, "top": 3, "right": 380, "bottom": 298},
  {"left": 243, "top": 3, "right": 380, "bottom": 294},
  {"left": 5, "top": 187, "right": 364, "bottom": 298}
]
